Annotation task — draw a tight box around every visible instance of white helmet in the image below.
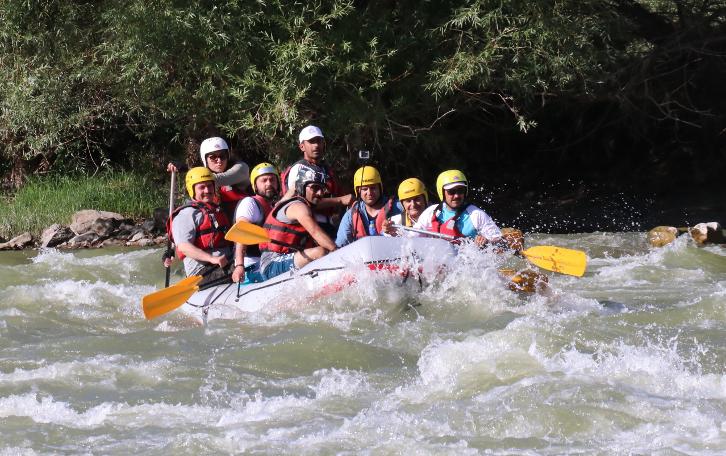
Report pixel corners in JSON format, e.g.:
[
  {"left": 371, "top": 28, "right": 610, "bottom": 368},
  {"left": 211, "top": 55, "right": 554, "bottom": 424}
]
[{"left": 199, "top": 137, "right": 229, "bottom": 164}]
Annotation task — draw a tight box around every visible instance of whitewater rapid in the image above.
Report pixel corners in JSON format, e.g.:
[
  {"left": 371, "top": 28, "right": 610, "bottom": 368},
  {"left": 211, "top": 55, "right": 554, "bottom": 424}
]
[{"left": 1, "top": 233, "right": 725, "bottom": 454}]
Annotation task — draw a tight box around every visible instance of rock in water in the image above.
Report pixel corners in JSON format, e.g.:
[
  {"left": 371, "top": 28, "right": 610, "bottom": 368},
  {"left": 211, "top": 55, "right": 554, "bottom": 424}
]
[
  {"left": 689, "top": 222, "right": 725, "bottom": 245},
  {"left": 647, "top": 226, "right": 678, "bottom": 247}
]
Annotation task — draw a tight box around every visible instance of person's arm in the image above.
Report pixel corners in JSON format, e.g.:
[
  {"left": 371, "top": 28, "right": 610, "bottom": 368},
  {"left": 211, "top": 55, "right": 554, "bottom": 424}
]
[
  {"left": 172, "top": 208, "right": 229, "bottom": 269},
  {"left": 335, "top": 209, "right": 354, "bottom": 247},
  {"left": 287, "top": 203, "right": 337, "bottom": 251},
  {"left": 316, "top": 194, "right": 353, "bottom": 210},
  {"left": 176, "top": 242, "right": 229, "bottom": 268},
  {"left": 469, "top": 207, "right": 502, "bottom": 247},
  {"left": 411, "top": 205, "right": 436, "bottom": 233},
  {"left": 214, "top": 161, "right": 250, "bottom": 188}
]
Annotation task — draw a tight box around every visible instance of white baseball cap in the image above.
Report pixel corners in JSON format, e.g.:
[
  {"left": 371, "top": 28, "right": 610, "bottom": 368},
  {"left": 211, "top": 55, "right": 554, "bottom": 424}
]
[
  {"left": 442, "top": 181, "right": 467, "bottom": 190},
  {"left": 199, "top": 137, "right": 229, "bottom": 163},
  {"left": 298, "top": 125, "right": 324, "bottom": 143}
]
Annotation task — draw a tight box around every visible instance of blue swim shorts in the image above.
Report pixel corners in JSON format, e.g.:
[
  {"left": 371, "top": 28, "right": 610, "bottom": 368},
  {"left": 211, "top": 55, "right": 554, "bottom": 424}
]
[{"left": 262, "top": 253, "right": 295, "bottom": 280}]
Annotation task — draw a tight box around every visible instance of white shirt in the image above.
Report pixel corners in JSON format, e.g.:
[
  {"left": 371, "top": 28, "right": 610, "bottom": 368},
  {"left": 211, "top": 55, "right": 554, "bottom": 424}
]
[
  {"left": 413, "top": 203, "right": 502, "bottom": 240},
  {"left": 233, "top": 196, "right": 265, "bottom": 267}
]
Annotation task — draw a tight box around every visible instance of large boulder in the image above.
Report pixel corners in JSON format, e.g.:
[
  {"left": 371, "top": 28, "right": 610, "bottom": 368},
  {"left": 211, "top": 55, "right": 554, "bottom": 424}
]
[
  {"left": 70, "top": 210, "right": 128, "bottom": 235},
  {"left": 0, "top": 232, "right": 34, "bottom": 250},
  {"left": 40, "top": 224, "right": 75, "bottom": 248}
]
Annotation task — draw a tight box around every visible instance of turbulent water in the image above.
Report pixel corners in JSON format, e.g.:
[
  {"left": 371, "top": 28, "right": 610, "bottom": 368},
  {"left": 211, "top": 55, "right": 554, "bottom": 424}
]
[{"left": 1, "top": 233, "right": 725, "bottom": 454}]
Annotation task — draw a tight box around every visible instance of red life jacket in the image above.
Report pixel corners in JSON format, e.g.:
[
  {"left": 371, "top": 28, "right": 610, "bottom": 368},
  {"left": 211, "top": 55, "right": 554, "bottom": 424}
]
[
  {"left": 167, "top": 201, "right": 232, "bottom": 260},
  {"left": 350, "top": 198, "right": 393, "bottom": 240},
  {"left": 250, "top": 194, "right": 274, "bottom": 221},
  {"left": 280, "top": 159, "right": 341, "bottom": 198},
  {"left": 218, "top": 184, "right": 248, "bottom": 223},
  {"left": 260, "top": 197, "right": 316, "bottom": 254},
  {"left": 430, "top": 203, "right": 470, "bottom": 238}
]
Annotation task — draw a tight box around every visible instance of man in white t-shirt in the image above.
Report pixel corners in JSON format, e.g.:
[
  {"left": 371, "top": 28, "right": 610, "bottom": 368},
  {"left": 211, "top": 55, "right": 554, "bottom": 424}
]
[
  {"left": 231, "top": 163, "right": 281, "bottom": 283},
  {"left": 413, "top": 169, "right": 502, "bottom": 247}
]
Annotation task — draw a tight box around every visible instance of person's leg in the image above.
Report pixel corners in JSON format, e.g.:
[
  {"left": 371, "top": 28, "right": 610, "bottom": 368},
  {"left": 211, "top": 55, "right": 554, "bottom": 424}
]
[
  {"left": 261, "top": 253, "right": 296, "bottom": 280},
  {"left": 293, "top": 246, "right": 329, "bottom": 269}
]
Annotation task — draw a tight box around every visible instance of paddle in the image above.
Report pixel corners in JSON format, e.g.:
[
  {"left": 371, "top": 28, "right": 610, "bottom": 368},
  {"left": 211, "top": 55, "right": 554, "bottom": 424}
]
[
  {"left": 225, "top": 220, "right": 270, "bottom": 245},
  {"left": 392, "top": 224, "right": 587, "bottom": 277},
  {"left": 142, "top": 272, "right": 234, "bottom": 320},
  {"left": 143, "top": 274, "right": 202, "bottom": 319},
  {"left": 164, "top": 170, "right": 177, "bottom": 287}
]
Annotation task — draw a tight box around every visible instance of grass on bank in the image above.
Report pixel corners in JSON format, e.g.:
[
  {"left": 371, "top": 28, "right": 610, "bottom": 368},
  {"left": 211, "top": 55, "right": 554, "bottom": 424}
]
[{"left": 0, "top": 172, "right": 169, "bottom": 240}]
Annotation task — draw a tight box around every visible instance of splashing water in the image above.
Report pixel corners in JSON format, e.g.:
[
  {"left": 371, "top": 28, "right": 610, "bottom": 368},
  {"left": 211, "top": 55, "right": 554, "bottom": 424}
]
[{"left": 1, "top": 236, "right": 725, "bottom": 454}]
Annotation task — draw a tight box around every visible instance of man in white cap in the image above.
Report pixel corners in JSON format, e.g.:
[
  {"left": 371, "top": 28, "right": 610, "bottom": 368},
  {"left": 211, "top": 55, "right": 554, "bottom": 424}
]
[
  {"left": 279, "top": 125, "right": 352, "bottom": 236},
  {"left": 413, "top": 169, "right": 501, "bottom": 247}
]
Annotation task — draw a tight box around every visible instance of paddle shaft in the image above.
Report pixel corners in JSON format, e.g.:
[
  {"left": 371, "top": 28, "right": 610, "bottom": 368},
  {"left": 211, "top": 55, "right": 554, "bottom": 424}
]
[
  {"left": 164, "top": 170, "right": 177, "bottom": 287},
  {"left": 393, "top": 224, "right": 457, "bottom": 241}
]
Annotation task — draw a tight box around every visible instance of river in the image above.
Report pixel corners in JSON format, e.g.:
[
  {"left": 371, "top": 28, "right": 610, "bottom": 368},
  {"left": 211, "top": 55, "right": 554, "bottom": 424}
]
[{"left": 1, "top": 233, "right": 725, "bottom": 454}]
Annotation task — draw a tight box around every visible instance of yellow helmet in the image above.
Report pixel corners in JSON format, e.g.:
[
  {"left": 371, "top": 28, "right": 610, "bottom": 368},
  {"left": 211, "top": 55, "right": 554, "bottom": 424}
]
[
  {"left": 435, "top": 169, "right": 468, "bottom": 201},
  {"left": 353, "top": 166, "right": 382, "bottom": 196},
  {"left": 250, "top": 162, "right": 280, "bottom": 193},
  {"left": 185, "top": 166, "right": 216, "bottom": 198},
  {"left": 397, "top": 178, "right": 428, "bottom": 204}
]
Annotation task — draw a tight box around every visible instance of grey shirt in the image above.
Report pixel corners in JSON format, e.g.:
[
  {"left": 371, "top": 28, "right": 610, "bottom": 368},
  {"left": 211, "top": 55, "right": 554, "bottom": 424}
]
[
  {"left": 215, "top": 161, "right": 250, "bottom": 189},
  {"left": 171, "top": 206, "right": 233, "bottom": 276},
  {"left": 259, "top": 199, "right": 299, "bottom": 272}
]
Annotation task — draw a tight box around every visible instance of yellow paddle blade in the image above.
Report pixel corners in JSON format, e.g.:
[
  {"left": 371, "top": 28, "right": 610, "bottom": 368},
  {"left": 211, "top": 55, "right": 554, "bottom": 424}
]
[
  {"left": 521, "top": 245, "right": 587, "bottom": 277},
  {"left": 142, "top": 275, "right": 202, "bottom": 319},
  {"left": 225, "top": 220, "right": 270, "bottom": 245}
]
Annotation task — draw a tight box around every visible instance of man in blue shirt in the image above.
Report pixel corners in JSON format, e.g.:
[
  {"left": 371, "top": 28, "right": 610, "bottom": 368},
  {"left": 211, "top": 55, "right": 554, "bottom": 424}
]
[{"left": 335, "top": 165, "right": 401, "bottom": 247}]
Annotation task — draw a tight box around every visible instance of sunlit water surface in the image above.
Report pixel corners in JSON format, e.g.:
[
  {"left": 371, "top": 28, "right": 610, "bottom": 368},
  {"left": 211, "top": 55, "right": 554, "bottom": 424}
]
[{"left": 1, "top": 233, "right": 725, "bottom": 454}]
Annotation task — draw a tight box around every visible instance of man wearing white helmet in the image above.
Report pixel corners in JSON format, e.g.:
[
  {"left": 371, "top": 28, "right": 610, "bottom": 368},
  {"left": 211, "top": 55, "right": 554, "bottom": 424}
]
[
  {"left": 413, "top": 169, "right": 502, "bottom": 247},
  {"left": 167, "top": 136, "right": 250, "bottom": 219},
  {"left": 259, "top": 164, "right": 337, "bottom": 280},
  {"left": 280, "top": 125, "right": 353, "bottom": 236},
  {"left": 231, "top": 162, "right": 281, "bottom": 284}
]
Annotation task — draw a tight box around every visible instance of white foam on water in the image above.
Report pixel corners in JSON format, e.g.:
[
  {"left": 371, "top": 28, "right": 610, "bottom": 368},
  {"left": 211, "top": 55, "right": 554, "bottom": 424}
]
[
  {"left": 535, "top": 338, "right": 726, "bottom": 400},
  {"left": 0, "top": 393, "right": 120, "bottom": 428},
  {"left": 0, "top": 355, "right": 176, "bottom": 388}
]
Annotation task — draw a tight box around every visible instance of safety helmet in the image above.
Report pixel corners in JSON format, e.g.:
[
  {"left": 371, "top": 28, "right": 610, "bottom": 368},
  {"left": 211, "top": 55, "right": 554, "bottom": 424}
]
[
  {"left": 294, "top": 164, "right": 327, "bottom": 196},
  {"left": 250, "top": 162, "right": 280, "bottom": 193},
  {"left": 435, "top": 169, "right": 468, "bottom": 201},
  {"left": 353, "top": 166, "right": 382, "bottom": 196},
  {"left": 199, "top": 137, "right": 229, "bottom": 164},
  {"left": 185, "top": 166, "right": 216, "bottom": 198},
  {"left": 397, "top": 178, "right": 428, "bottom": 204}
]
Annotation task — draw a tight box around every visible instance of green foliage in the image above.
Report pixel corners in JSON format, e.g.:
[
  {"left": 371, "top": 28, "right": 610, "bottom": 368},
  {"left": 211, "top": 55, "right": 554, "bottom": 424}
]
[
  {"left": 0, "top": 172, "right": 167, "bottom": 239},
  {"left": 0, "top": 0, "right": 723, "bottom": 191}
]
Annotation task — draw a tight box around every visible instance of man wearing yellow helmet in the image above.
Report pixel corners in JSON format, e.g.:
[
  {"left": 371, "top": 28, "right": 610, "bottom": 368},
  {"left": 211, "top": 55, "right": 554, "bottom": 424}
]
[
  {"left": 231, "top": 163, "right": 282, "bottom": 284},
  {"left": 335, "top": 165, "right": 402, "bottom": 247},
  {"left": 167, "top": 167, "right": 233, "bottom": 283},
  {"left": 413, "top": 169, "right": 502, "bottom": 247},
  {"left": 384, "top": 178, "right": 429, "bottom": 233}
]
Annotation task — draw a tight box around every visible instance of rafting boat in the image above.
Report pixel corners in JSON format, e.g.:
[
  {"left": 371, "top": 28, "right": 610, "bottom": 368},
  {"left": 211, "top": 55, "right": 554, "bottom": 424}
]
[
  {"left": 180, "top": 236, "right": 457, "bottom": 321},
  {"left": 142, "top": 220, "right": 585, "bottom": 322}
]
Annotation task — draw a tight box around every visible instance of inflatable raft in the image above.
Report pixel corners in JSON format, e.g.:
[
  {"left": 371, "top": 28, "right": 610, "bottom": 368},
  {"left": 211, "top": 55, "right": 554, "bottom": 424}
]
[{"left": 180, "top": 236, "right": 458, "bottom": 322}]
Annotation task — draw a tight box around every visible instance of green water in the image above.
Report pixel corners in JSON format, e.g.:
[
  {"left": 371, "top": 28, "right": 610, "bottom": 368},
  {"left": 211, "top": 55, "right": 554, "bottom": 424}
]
[{"left": 1, "top": 233, "right": 725, "bottom": 454}]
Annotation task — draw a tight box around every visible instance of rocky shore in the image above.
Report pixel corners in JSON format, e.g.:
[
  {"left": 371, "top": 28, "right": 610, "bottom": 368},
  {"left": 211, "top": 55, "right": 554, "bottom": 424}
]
[{"left": 0, "top": 209, "right": 168, "bottom": 251}]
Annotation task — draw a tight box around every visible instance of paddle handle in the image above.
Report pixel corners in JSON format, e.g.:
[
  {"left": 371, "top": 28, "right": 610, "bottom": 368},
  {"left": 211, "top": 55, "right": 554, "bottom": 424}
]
[{"left": 164, "top": 170, "right": 177, "bottom": 287}]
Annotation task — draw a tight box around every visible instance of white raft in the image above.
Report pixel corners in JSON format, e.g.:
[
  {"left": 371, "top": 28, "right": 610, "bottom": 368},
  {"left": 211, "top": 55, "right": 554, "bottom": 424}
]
[{"left": 181, "top": 236, "right": 457, "bottom": 321}]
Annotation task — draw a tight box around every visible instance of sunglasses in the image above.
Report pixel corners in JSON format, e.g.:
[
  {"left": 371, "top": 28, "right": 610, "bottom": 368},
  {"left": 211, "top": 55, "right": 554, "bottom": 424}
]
[
  {"left": 444, "top": 187, "right": 466, "bottom": 196},
  {"left": 206, "top": 152, "right": 228, "bottom": 162},
  {"left": 307, "top": 184, "right": 326, "bottom": 193}
]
